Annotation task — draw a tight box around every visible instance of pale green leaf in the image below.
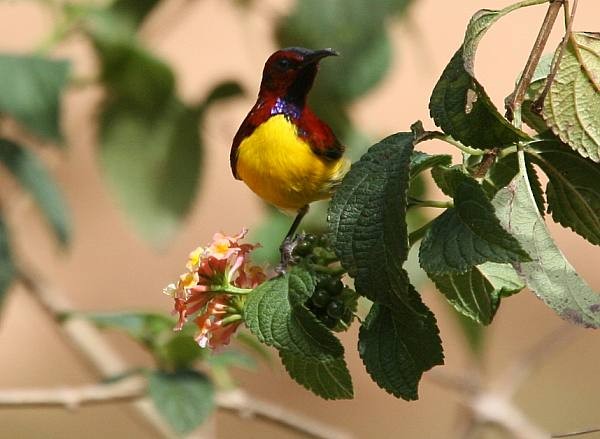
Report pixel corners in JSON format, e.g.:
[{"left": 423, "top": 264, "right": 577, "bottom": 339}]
[
  {"left": 493, "top": 163, "right": 600, "bottom": 328},
  {"left": 543, "top": 32, "right": 600, "bottom": 162}
]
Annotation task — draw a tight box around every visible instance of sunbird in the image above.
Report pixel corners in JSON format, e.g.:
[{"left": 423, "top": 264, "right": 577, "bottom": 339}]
[{"left": 230, "top": 47, "right": 349, "bottom": 270}]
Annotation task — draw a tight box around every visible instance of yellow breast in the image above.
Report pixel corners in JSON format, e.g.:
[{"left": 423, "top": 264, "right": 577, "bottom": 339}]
[{"left": 236, "top": 114, "right": 348, "bottom": 211}]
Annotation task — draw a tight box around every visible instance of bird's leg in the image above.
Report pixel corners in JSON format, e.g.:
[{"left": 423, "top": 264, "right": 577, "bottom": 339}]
[{"left": 276, "top": 204, "right": 309, "bottom": 274}]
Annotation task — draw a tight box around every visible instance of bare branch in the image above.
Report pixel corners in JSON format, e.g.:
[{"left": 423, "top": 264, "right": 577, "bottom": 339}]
[
  {"left": 552, "top": 427, "right": 600, "bottom": 438},
  {"left": 506, "top": 0, "right": 564, "bottom": 120},
  {"left": 217, "top": 390, "right": 352, "bottom": 439},
  {"left": 0, "top": 379, "right": 145, "bottom": 409}
]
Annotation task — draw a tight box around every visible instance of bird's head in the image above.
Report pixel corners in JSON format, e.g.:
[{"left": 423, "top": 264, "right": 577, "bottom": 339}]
[{"left": 259, "top": 47, "right": 339, "bottom": 104}]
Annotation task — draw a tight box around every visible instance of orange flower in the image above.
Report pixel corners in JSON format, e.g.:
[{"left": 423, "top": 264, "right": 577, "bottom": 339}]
[{"left": 163, "top": 228, "right": 265, "bottom": 349}]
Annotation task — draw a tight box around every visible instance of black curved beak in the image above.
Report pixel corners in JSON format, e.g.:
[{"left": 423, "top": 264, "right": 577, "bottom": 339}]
[{"left": 301, "top": 48, "right": 339, "bottom": 66}]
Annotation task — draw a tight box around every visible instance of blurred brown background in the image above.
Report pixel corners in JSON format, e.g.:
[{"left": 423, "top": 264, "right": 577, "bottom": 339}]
[{"left": 0, "top": 0, "right": 599, "bottom": 438}]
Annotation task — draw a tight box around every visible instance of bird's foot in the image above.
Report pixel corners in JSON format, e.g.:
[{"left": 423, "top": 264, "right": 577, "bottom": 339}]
[{"left": 275, "top": 234, "right": 303, "bottom": 275}]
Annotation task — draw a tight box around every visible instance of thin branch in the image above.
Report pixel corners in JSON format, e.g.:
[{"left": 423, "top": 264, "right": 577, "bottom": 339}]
[
  {"left": 506, "top": 0, "right": 564, "bottom": 120},
  {"left": 0, "top": 379, "right": 145, "bottom": 409},
  {"left": 0, "top": 384, "right": 351, "bottom": 439},
  {"left": 552, "top": 427, "right": 600, "bottom": 438},
  {"left": 217, "top": 390, "right": 352, "bottom": 439},
  {"left": 533, "top": 0, "right": 578, "bottom": 112}
]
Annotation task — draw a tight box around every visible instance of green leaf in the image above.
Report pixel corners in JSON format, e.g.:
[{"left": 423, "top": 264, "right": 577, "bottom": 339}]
[
  {"left": 410, "top": 151, "right": 452, "bottom": 179},
  {"left": 329, "top": 132, "right": 415, "bottom": 306},
  {"left": 529, "top": 140, "right": 600, "bottom": 245},
  {"left": 543, "top": 32, "right": 600, "bottom": 162},
  {"left": 148, "top": 370, "right": 214, "bottom": 435},
  {"left": 429, "top": 8, "right": 530, "bottom": 149},
  {"left": 99, "top": 97, "right": 201, "bottom": 245},
  {"left": 452, "top": 309, "right": 486, "bottom": 356},
  {"left": 243, "top": 267, "right": 344, "bottom": 360},
  {"left": 0, "top": 218, "right": 15, "bottom": 308},
  {"left": 0, "top": 55, "right": 69, "bottom": 142},
  {"left": 481, "top": 153, "right": 545, "bottom": 215},
  {"left": 420, "top": 171, "right": 530, "bottom": 274},
  {"left": 95, "top": 41, "right": 175, "bottom": 111},
  {"left": 280, "top": 351, "right": 353, "bottom": 400},
  {"left": 0, "top": 139, "right": 70, "bottom": 244},
  {"left": 81, "top": 311, "right": 174, "bottom": 347},
  {"left": 358, "top": 296, "right": 443, "bottom": 401},
  {"left": 158, "top": 335, "right": 203, "bottom": 371},
  {"left": 493, "top": 159, "right": 600, "bottom": 328},
  {"left": 429, "top": 262, "right": 524, "bottom": 325}
]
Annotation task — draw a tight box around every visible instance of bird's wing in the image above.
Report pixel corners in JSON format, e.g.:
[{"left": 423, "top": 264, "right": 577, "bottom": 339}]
[{"left": 296, "top": 108, "right": 345, "bottom": 160}]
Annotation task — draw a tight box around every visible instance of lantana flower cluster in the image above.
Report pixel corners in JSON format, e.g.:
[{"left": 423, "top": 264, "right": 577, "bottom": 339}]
[{"left": 162, "top": 229, "right": 265, "bottom": 349}]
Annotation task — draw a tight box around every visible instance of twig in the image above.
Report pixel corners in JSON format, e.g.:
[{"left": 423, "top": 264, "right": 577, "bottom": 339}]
[
  {"left": 217, "top": 390, "right": 352, "bottom": 439},
  {"left": 552, "top": 427, "right": 600, "bottom": 438},
  {"left": 533, "top": 0, "right": 578, "bottom": 112},
  {"left": 506, "top": 0, "right": 564, "bottom": 121},
  {"left": 0, "top": 379, "right": 145, "bottom": 409},
  {"left": 0, "top": 384, "right": 351, "bottom": 439}
]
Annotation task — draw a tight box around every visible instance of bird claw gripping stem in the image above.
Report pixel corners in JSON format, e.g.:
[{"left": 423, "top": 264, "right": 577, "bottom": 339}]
[{"left": 276, "top": 235, "right": 301, "bottom": 274}]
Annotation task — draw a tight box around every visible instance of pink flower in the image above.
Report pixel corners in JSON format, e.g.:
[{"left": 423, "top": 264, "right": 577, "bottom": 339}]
[{"left": 163, "top": 228, "right": 265, "bottom": 349}]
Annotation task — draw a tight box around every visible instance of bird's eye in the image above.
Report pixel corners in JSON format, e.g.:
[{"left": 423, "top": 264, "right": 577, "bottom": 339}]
[{"left": 277, "top": 58, "right": 292, "bottom": 69}]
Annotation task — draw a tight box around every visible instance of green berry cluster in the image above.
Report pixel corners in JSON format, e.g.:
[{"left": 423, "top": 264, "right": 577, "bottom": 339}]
[{"left": 293, "top": 233, "right": 358, "bottom": 332}]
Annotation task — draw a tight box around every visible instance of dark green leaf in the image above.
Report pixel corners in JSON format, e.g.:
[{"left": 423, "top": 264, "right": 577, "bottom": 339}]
[
  {"left": 543, "top": 32, "right": 600, "bottom": 162},
  {"left": 481, "top": 153, "right": 545, "bottom": 215},
  {"left": 358, "top": 296, "right": 443, "bottom": 401},
  {"left": 148, "top": 370, "right": 214, "bottom": 434},
  {"left": 0, "top": 218, "right": 14, "bottom": 308},
  {"left": 0, "top": 55, "right": 69, "bottom": 142},
  {"left": 329, "top": 132, "right": 415, "bottom": 306},
  {"left": 0, "top": 139, "right": 70, "bottom": 244},
  {"left": 420, "top": 171, "right": 530, "bottom": 274},
  {"left": 235, "top": 330, "right": 273, "bottom": 366},
  {"left": 493, "top": 161, "right": 600, "bottom": 328},
  {"left": 410, "top": 151, "right": 452, "bottom": 179},
  {"left": 529, "top": 141, "right": 600, "bottom": 245},
  {"left": 429, "top": 262, "right": 524, "bottom": 325},
  {"left": 243, "top": 267, "right": 343, "bottom": 360},
  {"left": 429, "top": 9, "right": 530, "bottom": 149},
  {"left": 99, "top": 97, "right": 201, "bottom": 245},
  {"left": 280, "top": 351, "right": 353, "bottom": 400}
]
